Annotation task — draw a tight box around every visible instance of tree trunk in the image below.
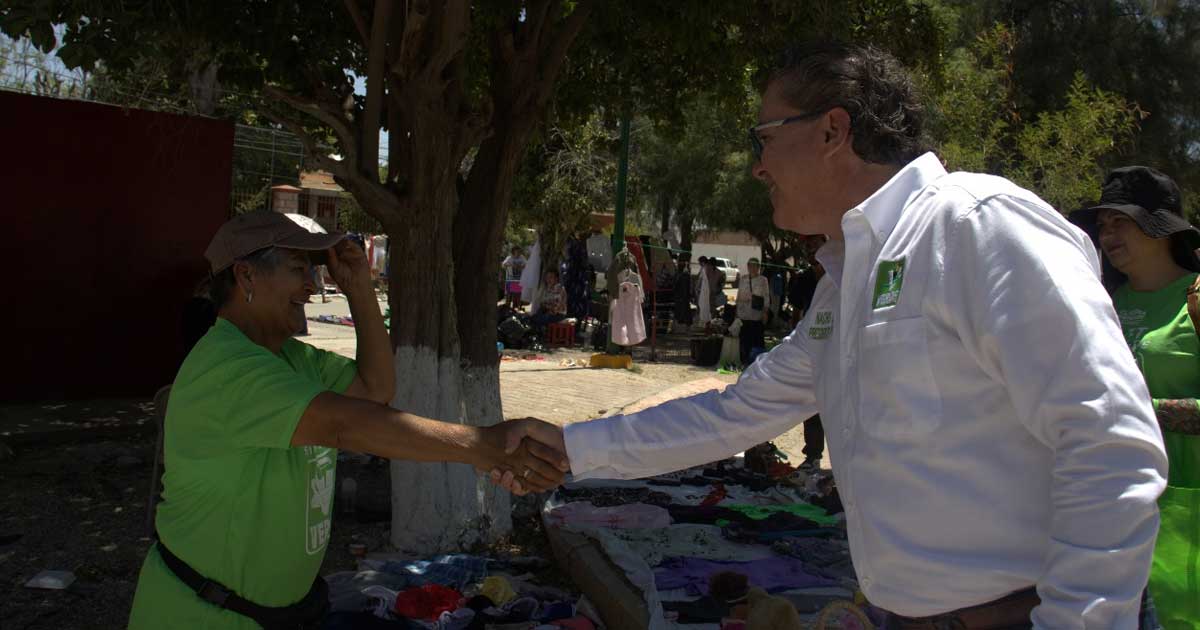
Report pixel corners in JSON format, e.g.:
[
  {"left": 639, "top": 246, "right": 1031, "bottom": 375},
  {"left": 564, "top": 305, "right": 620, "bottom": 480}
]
[
  {"left": 385, "top": 90, "right": 510, "bottom": 552},
  {"left": 679, "top": 211, "right": 695, "bottom": 258}
]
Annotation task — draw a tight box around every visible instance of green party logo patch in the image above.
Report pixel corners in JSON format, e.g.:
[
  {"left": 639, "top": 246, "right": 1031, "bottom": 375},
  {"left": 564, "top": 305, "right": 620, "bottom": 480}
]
[
  {"left": 808, "top": 310, "right": 833, "bottom": 340},
  {"left": 872, "top": 258, "right": 906, "bottom": 309}
]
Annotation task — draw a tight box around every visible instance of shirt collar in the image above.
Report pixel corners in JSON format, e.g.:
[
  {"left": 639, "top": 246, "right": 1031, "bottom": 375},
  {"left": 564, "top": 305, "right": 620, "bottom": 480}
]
[{"left": 847, "top": 152, "right": 947, "bottom": 243}]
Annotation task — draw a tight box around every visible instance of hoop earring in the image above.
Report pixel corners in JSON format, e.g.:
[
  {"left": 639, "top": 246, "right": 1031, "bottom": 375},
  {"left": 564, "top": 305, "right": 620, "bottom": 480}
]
[{"left": 246, "top": 292, "right": 253, "bottom": 304}]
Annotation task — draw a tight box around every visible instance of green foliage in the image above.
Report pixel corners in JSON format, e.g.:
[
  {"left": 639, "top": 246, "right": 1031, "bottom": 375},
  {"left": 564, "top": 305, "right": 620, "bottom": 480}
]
[
  {"left": 1009, "top": 73, "right": 1140, "bottom": 211},
  {"left": 934, "top": 0, "right": 1200, "bottom": 218},
  {"left": 930, "top": 24, "right": 1140, "bottom": 212}
]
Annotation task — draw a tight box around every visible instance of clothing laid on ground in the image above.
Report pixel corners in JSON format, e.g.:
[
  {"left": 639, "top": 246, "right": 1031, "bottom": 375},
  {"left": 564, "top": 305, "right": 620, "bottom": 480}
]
[
  {"left": 1115, "top": 272, "right": 1200, "bottom": 628},
  {"left": 129, "top": 318, "right": 357, "bottom": 629},
  {"left": 563, "top": 152, "right": 1167, "bottom": 626},
  {"left": 654, "top": 556, "right": 835, "bottom": 596}
]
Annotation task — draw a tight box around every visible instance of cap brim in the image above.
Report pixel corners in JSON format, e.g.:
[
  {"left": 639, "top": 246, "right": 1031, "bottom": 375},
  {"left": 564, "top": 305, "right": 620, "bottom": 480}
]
[
  {"left": 276, "top": 231, "right": 346, "bottom": 251},
  {"left": 1073, "top": 203, "right": 1197, "bottom": 240}
]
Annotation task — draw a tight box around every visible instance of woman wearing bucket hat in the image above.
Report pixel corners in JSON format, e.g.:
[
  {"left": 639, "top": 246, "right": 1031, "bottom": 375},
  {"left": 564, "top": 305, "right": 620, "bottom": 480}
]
[
  {"left": 129, "top": 212, "right": 568, "bottom": 630},
  {"left": 1074, "top": 166, "right": 1200, "bottom": 627}
]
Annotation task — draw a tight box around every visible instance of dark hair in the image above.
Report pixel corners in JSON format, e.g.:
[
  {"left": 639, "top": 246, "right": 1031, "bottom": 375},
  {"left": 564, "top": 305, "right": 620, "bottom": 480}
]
[
  {"left": 209, "top": 247, "right": 286, "bottom": 307},
  {"left": 768, "top": 41, "right": 928, "bottom": 165}
]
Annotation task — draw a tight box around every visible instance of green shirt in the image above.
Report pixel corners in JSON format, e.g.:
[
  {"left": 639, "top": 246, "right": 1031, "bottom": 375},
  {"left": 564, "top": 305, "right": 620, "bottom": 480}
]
[
  {"left": 129, "top": 318, "right": 356, "bottom": 629},
  {"left": 1114, "top": 273, "right": 1200, "bottom": 488}
]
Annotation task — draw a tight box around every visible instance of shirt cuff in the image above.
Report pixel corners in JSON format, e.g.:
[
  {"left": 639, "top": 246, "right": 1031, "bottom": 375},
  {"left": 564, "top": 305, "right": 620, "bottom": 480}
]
[{"left": 564, "top": 418, "right": 615, "bottom": 480}]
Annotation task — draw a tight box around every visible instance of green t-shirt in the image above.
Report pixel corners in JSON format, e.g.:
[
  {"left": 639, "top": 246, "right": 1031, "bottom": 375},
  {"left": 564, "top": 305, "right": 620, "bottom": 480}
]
[
  {"left": 129, "top": 318, "right": 356, "bottom": 629},
  {"left": 1114, "top": 273, "right": 1200, "bottom": 488}
]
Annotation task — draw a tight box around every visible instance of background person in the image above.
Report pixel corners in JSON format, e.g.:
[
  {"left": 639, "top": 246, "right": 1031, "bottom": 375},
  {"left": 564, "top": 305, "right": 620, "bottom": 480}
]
[
  {"left": 129, "top": 212, "right": 566, "bottom": 630},
  {"left": 1073, "top": 165, "right": 1200, "bottom": 627}
]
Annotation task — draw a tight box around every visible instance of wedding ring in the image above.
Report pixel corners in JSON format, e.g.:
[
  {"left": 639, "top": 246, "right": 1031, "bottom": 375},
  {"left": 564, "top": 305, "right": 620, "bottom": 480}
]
[{"left": 522, "top": 469, "right": 531, "bottom": 479}]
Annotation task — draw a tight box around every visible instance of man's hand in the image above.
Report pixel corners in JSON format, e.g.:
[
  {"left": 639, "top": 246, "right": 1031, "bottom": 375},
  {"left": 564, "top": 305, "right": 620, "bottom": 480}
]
[
  {"left": 327, "top": 240, "right": 373, "bottom": 298},
  {"left": 484, "top": 418, "right": 568, "bottom": 495},
  {"left": 1187, "top": 274, "right": 1200, "bottom": 337},
  {"left": 477, "top": 418, "right": 568, "bottom": 495}
]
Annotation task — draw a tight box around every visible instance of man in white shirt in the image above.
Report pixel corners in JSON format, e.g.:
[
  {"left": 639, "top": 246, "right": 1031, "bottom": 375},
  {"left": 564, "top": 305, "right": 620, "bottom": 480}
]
[
  {"left": 495, "top": 42, "right": 1166, "bottom": 629},
  {"left": 734, "top": 257, "right": 771, "bottom": 365}
]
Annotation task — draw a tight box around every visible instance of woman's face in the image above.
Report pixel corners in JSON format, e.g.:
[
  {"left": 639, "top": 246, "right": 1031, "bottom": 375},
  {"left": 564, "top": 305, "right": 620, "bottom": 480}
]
[
  {"left": 245, "top": 249, "right": 317, "bottom": 337},
  {"left": 1097, "top": 209, "right": 1171, "bottom": 275},
  {"left": 544, "top": 272, "right": 559, "bottom": 286}
]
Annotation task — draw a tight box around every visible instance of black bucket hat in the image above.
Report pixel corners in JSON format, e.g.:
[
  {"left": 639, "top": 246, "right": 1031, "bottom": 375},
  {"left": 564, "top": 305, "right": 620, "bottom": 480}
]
[{"left": 1071, "top": 166, "right": 1200, "bottom": 271}]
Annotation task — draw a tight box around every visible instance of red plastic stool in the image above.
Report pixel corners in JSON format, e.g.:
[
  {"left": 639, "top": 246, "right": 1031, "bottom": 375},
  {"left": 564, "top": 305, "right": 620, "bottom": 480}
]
[{"left": 547, "top": 321, "right": 576, "bottom": 347}]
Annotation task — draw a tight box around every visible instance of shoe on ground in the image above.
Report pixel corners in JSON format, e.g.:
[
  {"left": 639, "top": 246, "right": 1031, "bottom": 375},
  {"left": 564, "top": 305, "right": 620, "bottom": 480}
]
[{"left": 799, "top": 457, "right": 821, "bottom": 472}]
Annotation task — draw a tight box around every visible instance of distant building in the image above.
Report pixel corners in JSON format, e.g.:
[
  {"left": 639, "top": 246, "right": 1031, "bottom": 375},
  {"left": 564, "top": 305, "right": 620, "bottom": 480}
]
[
  {"left": 271, "top": 171, "right": 342, "bottom": 232},
  {"left": 691, "top": 230, "right": 760, "bottom": 268}
]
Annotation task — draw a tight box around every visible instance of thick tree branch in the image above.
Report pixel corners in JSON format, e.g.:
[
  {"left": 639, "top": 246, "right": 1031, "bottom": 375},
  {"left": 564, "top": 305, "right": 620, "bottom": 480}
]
[
  {"left": 262, "top": 111, "right": 350, "bottom": 182},
  {"left": 263, "top": 85, "right": 358, "bottom": 157},
  {"left": 361, "top": 0, "right": 394, "bottom": 177},
  {"left": 394, "top": 0, "right": 430, "bottom": 77},
  {"left": 533, "top": 0, "right": 595, "bottom": 106},
  {"left": 342, "top": 0, "right": 371, "bottom": 48},
  {"left": 522, "top": 0, "right": 554, "bottom": 54}
]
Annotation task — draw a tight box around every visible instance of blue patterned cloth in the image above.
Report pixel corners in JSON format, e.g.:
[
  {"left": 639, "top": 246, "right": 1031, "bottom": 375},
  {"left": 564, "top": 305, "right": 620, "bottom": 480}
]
[{"left": 378, "top": 554, "right": 490, "bottom": 591}]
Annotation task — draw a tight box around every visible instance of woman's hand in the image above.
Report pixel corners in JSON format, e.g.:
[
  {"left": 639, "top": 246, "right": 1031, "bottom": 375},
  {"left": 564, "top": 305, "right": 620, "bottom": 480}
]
[
  {"left": 327, "top": 240, "right": 373, "bottom": 298},
  {"left": 478, "top": 418, "right": 569, "bottom": 495}
]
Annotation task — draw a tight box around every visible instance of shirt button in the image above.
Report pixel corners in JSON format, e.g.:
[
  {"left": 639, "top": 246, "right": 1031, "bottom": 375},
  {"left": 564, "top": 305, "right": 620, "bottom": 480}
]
[
  {"left": 861, "top": 576, "right": 872, "bottom": 588},
  {"left": 842, "top": 427, "right": 851, "bottom": 438}
]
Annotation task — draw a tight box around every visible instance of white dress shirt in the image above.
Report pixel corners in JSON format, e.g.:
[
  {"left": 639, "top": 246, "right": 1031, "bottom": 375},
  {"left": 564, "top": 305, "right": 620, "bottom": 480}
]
[{"left": 564, "top": 153, "right": 1167, "bottom": 628}]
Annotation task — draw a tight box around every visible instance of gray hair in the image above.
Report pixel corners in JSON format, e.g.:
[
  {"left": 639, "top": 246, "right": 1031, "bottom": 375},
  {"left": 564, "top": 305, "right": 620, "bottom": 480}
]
[
  {"left": 768, "top": 41, "right": 928, "bottom": 166},
  {"left": 209, "top": 246, "right": 287, "bottom": 307}
]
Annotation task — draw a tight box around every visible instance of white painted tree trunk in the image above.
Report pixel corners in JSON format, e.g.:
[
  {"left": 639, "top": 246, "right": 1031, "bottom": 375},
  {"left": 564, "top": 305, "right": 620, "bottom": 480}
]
[{"left": 388, "top": 347, "right": 511, "bottom": 554}]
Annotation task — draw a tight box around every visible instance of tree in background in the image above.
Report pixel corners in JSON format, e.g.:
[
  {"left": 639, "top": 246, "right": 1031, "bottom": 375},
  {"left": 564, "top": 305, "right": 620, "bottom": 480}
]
[
  {"left": 928, "top": 24, "right": 1141, "bottom": 213},
  {"left": 939, "top": 0, "right": 1200, "bottom": 218},
  {"left": 1, "top": 0, "right": 943, "bottom": 554}
]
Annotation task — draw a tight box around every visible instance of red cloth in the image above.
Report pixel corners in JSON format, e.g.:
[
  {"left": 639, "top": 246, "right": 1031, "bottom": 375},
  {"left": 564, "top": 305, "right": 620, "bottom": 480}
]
[
  {"left": 700, "top": 482, "right": 728, "bottom": 507},
  {"left": 393, "top": 584, "right": 462, "bottom": 621}
]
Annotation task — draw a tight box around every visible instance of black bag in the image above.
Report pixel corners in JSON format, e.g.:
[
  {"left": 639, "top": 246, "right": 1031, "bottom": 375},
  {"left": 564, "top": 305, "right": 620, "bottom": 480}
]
[
  {"left": 751, "top": 295, "right": 765, "bottom": 311},
  {"left": 498, "top": 316, "right": 530, "bottom": 349}
]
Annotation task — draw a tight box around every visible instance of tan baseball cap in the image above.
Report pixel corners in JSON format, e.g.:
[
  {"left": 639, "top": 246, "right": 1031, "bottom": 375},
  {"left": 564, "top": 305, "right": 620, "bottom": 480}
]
[{"left": 204, "top": 211, "right": 346, "bottom": 273}]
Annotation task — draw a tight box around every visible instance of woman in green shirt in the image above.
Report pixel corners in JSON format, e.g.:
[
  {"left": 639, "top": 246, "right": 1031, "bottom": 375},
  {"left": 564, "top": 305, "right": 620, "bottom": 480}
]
[
  {"left": 129, "top": 212, "right": 568, "bottom": 630},
  {"left": 1076, "top": 166, "right": 1200, "bottom": 628}
]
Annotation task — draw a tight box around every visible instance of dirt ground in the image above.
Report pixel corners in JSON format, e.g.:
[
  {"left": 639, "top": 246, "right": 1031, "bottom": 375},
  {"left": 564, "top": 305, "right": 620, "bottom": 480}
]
[{"left": 0, "top": 433, "right": 565, "bottom": 630}]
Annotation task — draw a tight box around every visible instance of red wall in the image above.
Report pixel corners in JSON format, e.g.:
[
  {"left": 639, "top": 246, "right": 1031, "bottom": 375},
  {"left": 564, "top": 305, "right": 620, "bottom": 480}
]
[{"left": 1, "top": 92, "right": 233, "bottom": 400}]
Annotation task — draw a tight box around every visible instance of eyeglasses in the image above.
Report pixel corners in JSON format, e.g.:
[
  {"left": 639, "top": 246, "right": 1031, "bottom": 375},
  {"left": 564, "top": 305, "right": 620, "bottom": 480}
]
[{"left": 748, "top": 110, "right": 826, "bottom": 161}]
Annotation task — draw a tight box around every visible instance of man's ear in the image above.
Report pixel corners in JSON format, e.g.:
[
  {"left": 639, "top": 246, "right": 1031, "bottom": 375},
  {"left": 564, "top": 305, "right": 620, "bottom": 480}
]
[{"left": 822, "top": 107, "right": 853, "bottom": 157}]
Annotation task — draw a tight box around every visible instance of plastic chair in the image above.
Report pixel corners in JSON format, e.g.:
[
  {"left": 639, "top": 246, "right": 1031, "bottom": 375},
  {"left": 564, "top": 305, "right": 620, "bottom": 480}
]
[
  {"left": 145, "top": 384, "right": 171, "bottom": 534},
  {"left": 546, "top": 321, "right": 576, "bottom": 347}
]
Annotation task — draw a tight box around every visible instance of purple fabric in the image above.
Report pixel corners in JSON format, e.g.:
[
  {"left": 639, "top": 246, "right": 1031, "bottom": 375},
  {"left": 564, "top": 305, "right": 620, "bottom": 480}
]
[{"left": 654, "top": 556, "right": 836, "bottom": 596}]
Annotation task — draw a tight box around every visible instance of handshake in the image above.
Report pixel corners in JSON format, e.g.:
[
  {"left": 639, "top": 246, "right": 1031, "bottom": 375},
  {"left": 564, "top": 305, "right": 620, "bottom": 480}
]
[{"left": 476, "top": 418, "right": 570, "bottom": 496}]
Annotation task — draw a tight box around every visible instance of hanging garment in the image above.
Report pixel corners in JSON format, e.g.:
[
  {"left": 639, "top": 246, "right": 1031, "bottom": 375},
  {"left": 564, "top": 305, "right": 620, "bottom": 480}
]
[
  {"left": 564, "top": 237, "right": 591, "bottom": 319},
  {"left": 520, "top": 240, "right": 541, "bottom": 304},
  {"left": 586, "top": 233, "right": 612, "bottom": 274},
  {"left": 611, "top": 281, "right": 646, "bottom": 346},
  {"left": 698, "top": 271, "right": 712, "bottom": 324}
]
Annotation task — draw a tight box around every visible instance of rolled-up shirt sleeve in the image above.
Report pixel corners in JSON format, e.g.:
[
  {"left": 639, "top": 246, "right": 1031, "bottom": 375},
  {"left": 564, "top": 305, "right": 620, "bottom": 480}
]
[
  {"left": 565, "top": 329, "right": 820, "bottom": 480},
  {"left": 942, "top": 194, "right": 1168, "bottom": 629}
]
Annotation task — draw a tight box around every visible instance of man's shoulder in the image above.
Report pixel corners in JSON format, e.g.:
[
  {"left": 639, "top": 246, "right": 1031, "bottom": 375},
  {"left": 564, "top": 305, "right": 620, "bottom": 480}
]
[{"left": 927, "top": 170, "right": 1056, "bottom": 216}]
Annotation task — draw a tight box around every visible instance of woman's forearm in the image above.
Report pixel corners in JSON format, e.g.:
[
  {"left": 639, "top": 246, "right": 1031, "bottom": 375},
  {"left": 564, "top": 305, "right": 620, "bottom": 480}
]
[
  {"left": 346, "top": 286, "right": 395, "bottom": 403},
  {"left": 1155, "top": 398, "right": 1200, "bottom": 435}
]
